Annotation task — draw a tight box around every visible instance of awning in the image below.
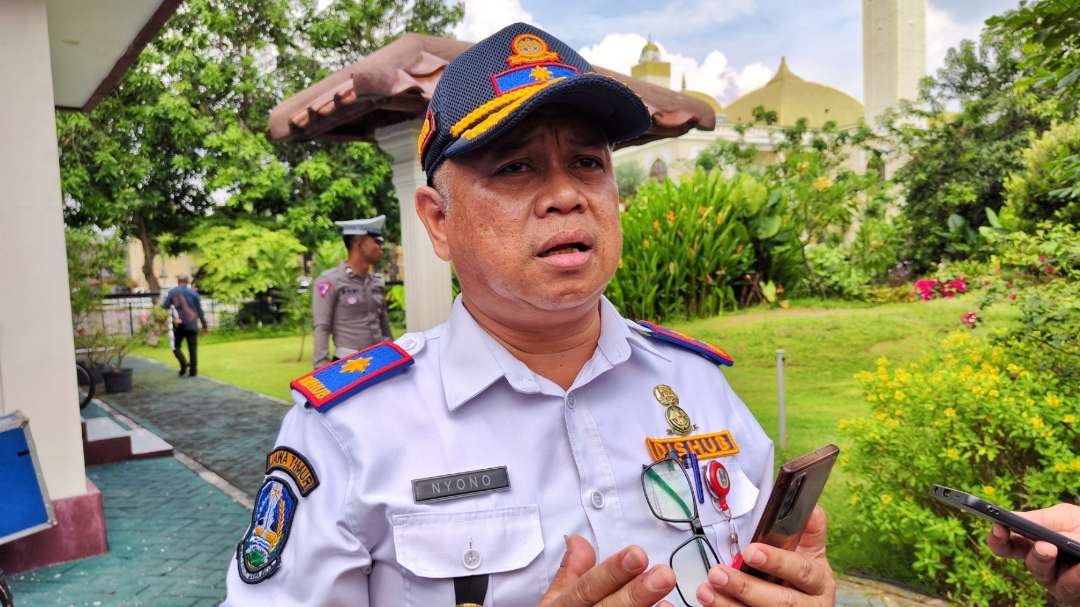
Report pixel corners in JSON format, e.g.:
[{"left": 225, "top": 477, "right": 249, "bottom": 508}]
[{"left": 268, "top": 32, "right": 716, "bottom": 147}]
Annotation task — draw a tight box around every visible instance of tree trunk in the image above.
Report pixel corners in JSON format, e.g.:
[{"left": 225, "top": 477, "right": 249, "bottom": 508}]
[{"left": 134, "top": 214, "right": 160, "bottom": 292}]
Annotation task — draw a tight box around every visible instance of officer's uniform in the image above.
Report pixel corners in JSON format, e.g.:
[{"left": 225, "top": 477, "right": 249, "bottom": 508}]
[
  {"left": 312, "top": 216, "right": 392, "bottom": 368},
  {"left": 225, "top": 298, "right": 773, "bottom": 605},
  {"left": 225, "top": 23, "right": 775, "bottom": 607}
]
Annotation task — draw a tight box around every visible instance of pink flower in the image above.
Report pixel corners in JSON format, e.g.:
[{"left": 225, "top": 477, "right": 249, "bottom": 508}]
[
  {"left": 915, "top": 279, "right": 938, "bottom": 301},
  {"left": 947, "top": 278, "right": 967, "bottom": 294},
  {"left": 961, "top": 311, "right": 978, "bottom": 328}
]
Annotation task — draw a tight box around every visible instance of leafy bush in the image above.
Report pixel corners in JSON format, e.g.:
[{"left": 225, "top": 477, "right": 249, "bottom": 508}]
[
  {"left": 615, "top": 160, "right": 647, "bottom": 200},
  {"left": 189, "top": 221, "right": 305, "bottom": 304},
  {"left": 606, "top": 170, "right": 756, "bottom": 320},
  {"left": 1002, "top": 119, "right": 1080, "bottom": 230},
  {"left": 842, "top": 331, "right": 1078, "bottom": 606},
  {"left": 804, "top": 245, "right": 870, "bottom": 299}
]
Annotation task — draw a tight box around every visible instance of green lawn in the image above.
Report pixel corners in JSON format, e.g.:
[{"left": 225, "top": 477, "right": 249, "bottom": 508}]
[{"left": 136, "top": 295, "right": 1006, "bottom": 582}]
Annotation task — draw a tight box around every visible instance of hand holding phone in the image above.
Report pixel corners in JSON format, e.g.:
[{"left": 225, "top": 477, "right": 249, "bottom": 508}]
[
  {"left": 737, "top": 444, "right": 840, "bottom": 577},
  {"left": 931, "top": 485, "right": 1080, "bottom": 568}
]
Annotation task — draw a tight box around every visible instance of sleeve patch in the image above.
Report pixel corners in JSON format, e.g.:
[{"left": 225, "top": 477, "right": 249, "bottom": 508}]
[
  {"left": 635, "top": 320, "right": 734, "bottom": 367},
  {"left": 266, "top": 447, "right": 319, "bottom": 497},
  {"left": 316, "top": 280, "right": 332, "bottom": 298},
  {"left": 289, "top": 340, "right": 414, "bottom": 412},
  {"left": 236, "top": 478, "right": 298, "bottom": 584}
]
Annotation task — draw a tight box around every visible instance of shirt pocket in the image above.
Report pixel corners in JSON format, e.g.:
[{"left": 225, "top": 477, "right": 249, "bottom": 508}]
[
  {"left": 391, "top": 505, "right": 546, "bottom": 607},
  {"left": 696, "top": 458, "right": 759, "bottom": 564}
]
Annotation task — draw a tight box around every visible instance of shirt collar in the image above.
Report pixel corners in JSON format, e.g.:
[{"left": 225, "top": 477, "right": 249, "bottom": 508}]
[{"left": 440, "top": 295, "right": 670, "bottom": 411}]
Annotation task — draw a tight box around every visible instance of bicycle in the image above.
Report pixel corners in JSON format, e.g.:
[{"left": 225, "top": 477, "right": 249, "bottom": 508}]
[{"left": 75, "top": 361, "right": 95, "bottom": 410}]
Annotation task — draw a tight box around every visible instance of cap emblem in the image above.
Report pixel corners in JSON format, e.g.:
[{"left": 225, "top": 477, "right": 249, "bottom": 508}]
[
  {"left": 417, "top": 109, "right": 435, "bottom": 162},
  {"left": 507, "top": 33, "right": 560, "bottom": 66}
]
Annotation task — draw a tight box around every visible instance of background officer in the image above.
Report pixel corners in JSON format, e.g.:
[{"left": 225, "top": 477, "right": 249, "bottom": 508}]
[{"left": 311, "top": 215, "right": 393, "bottom": 368}]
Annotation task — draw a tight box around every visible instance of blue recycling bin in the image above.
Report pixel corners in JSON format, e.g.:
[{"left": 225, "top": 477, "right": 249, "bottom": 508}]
[{"left": 0, "top": 412, "right": 54, "bottom": 545}]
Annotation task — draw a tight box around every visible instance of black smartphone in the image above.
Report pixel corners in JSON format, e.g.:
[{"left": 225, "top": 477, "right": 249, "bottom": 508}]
[
  {"left": 930, "top": 485, "right": 1080, "bottom": 567},
  {"left": 738, "top": 444, "right": 840, "bottom": 578}
]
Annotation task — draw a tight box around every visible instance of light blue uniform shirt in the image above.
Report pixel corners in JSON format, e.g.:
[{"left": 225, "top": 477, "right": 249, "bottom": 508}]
[{"left": 224, "top": 296, "right": 774, "bottom": 606}]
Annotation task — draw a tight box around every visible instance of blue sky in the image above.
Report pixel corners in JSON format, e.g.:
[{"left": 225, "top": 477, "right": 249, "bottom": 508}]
[{"left": 452, "top": 0, "right": 1020, "bottom": 103}]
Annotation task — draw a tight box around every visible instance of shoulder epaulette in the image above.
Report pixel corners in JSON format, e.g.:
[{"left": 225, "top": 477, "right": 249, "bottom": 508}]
[
  {"left": 290, "top": 341, "right": 413, "bottom": 413},
  {"left": 634, "top": 320, "right": 734, "bottom": 367}
]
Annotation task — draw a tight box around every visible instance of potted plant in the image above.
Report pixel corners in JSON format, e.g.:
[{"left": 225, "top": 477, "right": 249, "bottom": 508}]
[
  {"left": 102, "top": 333, "right": 140, "bottom": 393},
  {"left": 74, "top": 323, "right": 111, "bottom": 388}
]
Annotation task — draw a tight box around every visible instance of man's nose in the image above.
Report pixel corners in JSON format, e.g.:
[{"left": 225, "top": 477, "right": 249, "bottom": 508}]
[{"left": 537, "top": 166, "right": 586, "bottom": 215}]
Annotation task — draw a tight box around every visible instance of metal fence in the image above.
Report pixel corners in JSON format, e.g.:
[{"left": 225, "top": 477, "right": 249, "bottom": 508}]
[{"left": 83, "top": 293, "right": 239, "bottom": 337}]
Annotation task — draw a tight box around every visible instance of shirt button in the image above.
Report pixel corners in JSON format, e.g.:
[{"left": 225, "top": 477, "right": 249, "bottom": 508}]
[
  {"left": 462, "top": 548, "right": 482, "bottom": 570},
  {"left": 566, "top": 394, "right": 576, "bottom": 409},
  {"left": 590, "top": 490, "right": 605, "bottom": 509}
]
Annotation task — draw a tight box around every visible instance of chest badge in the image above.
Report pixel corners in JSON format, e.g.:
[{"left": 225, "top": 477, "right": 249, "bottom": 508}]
[
  {"left": 652, "top": 384, "right": 697, "bottom": 436},
  {"left": 412, "top": 466, "right": 511, "bottom": 503}
]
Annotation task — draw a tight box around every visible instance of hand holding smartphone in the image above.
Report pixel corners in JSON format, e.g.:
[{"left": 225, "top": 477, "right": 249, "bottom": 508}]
[
  {"left": 737, "top": 444, "right": 840, "bottom": 577},
  {"left": 931, "top": 485, "right": 1080, "bottom": 568}
]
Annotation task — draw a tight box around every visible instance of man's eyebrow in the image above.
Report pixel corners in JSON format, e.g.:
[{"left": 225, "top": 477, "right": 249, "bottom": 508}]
[
  {"left": 565, "top": 128, "right": 608, "bottom": 148},
  {"left": 483, "top": 130, "right": 540, "bottom": 158}
]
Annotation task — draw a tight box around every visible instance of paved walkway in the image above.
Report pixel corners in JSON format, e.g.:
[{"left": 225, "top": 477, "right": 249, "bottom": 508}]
[
  {"left": 95, "top": 356, "right": 288, "bottom": 498},
  {"left": 8, "top": 356, "right": 949, "bottom": 606}
]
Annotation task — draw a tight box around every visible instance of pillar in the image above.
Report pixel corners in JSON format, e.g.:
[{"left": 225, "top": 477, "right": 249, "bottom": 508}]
[{"left": 374, "top": 119, "right": 453, "bottom": 332}]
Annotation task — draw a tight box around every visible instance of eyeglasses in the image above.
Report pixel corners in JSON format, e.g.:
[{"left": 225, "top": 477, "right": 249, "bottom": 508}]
[{"left": 641, "top": 451, "right": 720, "bottom": 607}]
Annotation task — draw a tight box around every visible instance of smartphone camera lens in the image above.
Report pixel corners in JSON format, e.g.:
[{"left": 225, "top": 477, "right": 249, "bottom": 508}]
[{"left": 943, "top": 489, "right": 951, "bottom": 498}]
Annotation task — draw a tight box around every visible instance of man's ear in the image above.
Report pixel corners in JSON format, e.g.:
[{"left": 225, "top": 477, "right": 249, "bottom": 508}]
[{"left": 414, "top": 185, "right": 451, "bottom": 262}]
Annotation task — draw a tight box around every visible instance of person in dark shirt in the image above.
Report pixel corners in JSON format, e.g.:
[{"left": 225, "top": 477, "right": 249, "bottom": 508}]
[{"left": 162, "top": 274, "right": 208, "bottom": 377}]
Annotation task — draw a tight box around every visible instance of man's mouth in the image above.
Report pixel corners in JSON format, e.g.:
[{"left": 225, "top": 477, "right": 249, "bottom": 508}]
[{"left": 538, "top": 242, "right": 591, "bottom": 257}]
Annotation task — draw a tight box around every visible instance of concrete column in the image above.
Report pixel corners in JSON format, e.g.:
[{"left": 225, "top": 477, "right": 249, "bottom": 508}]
[
  {"left": 0, "top": 0, "right": 87, "bottom": 499},
  {"left": 374, "top": 119, "right": 453, "bottom": 332}
]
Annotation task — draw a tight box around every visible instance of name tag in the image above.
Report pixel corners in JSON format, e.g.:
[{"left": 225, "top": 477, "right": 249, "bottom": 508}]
[{"left": 412, "top": 466, "right": 510, "bottom": 503}]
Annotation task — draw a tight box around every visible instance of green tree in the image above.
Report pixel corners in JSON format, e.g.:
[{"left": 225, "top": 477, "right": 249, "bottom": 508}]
[
  {"left": 615, "top": 160, "right": 646, "bottom": 200},
  {"left": 58, "top": 0, "right": 462, "bottom": 290},
  {"left": 885, "top": 28, "right": 1054, "bottom": 270}
]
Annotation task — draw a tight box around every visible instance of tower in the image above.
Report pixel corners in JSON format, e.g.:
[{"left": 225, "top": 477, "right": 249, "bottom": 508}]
[
  {"left": 631, "top": 39, "right": 671, "bottom": 88},
  {"left": 862, "top": 0, "right": 926, "bottom": 128}
]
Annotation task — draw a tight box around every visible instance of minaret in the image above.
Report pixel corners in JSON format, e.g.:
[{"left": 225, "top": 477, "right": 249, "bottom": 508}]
[
  {"left": 631, "top": 38, "right": 672, "bottom": 89},
  {"left": 862, "top": 0, "right": 926, "bottom": 128}
]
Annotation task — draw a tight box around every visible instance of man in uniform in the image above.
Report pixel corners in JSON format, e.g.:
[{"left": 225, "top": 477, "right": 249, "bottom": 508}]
[
  {"left": 311, "top": 215, "right": 393, "bottom": 368},
  {"left": 226, "top": 23, "right": 836, "bottom": 607}
]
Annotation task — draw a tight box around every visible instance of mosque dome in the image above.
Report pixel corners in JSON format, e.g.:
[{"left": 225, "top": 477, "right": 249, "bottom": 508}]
[
  {"left": 679, "top": 75, "right": 722, "bottom": 114},
  {"left": 724, "top": 57, "right": 864, "bottom": 128},
  {"left": 639, "top": 40, "right": 662, "bottom": 64}
]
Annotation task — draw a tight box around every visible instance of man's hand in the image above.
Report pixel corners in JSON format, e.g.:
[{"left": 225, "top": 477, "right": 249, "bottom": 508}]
[
  {"left": 986, "top": 503, "right": 1080, "bottom": 606},
  {"left": 696, "top": 506, "right": 836, "bottom": 606},
  {"left": 539, "top": 535, "right": 677, "bottom": 607}
]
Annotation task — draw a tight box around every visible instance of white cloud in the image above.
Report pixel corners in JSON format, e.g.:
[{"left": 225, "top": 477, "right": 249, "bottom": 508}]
[
  {"left": 453, "top": 0, "right": 538, "bottom": 43},
  {"left": 926, "top": 3, "right": 983, "bottom": 74},
  {"left": 579, "top": 34, "right": 773, "bottom": 104}
]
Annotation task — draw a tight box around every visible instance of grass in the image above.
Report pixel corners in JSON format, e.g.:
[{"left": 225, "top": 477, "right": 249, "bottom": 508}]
[
  {"left": 670, "top": 294, "right": 1016, "bottom": 583},
  {"left": 136, "top": 295, "right": 1007, "bottom": 583}
]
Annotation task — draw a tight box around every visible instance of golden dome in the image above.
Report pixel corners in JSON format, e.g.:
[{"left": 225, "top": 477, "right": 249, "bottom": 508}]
[
  {"left": 724, "top": 57, "right": 864, "bottom": 128},
  {"left": 638, "top": 39, "right": 663, "bottom": 64},
  {"left": 679, "top": 76, "right": 723, "bottom": 114}
]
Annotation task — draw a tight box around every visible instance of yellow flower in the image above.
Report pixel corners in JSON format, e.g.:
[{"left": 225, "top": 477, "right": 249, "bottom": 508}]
[
  {"left": 618, "top": 258, "right": 624, "bottom": 269},
  {"left": 946, "top": 448, "right": 960, "bottom": 460},
  {"left": 642, "top": 238, "right": 650, "bottom": 249},
  {"left": 988, "top": 389, "right": 999, "bottom": 398},
  {"left": 1047, "top": 394, "right": 1061, "bottom": 407},
  {"left": 866, "top": 394, "right": 878, "bottom": 402},
  {"left": 796, "top": 160, "right": 810, "bottom": 174},
  {"left": 813, "top": 176, "right": 833, "bottom": 191},
  {"left": 894, "top": 390, "right": 906, "bottom": 401},
  {"left": 666, "top": 210, "right": 676, "bottom": 225},
  {"left": 944, "top": 407, "right": 956, "bottom": 418},
  {"left": 716, "top": 209, "right": 726, "bottom": 225},
  {"left": 1007, "top": 363, "right": 1021, "bottom": 374},
  {"left": 880, "top": 494, "right": 893, "bottom": 505},
  {"left": 982, "top": 486, "right": 995, "bottom": 496},
  {"left": 652, "top": 219, "right": 661, "bottom": 233},
  {"left": 1055, "top": 462, "right": 1067, "bottom": 472},
  {"left": 1030, "top": 416, "right": 1044, "bottom": 429},
  {"left": 838, "top": 419, "right": 850, "bottom": 430},
  {"left": 1063, "top": 414, "right": 1076, "bottom": 424},
  {"left": 849, "top": 495, "right": 861, "bottom": 505},
  {"left": 1070, "top": 460, "right": 1080, "bottom": 471}
]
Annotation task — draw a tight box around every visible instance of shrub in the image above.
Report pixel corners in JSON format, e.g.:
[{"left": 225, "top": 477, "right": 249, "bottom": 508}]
[
  {"left": 1002, "top": 119, "right": 1080, "bottom": 230},
  {"left": 842, "top": 331, "right": 1078, "bottom": 606},
  {"left": 606, "top": 170, "right": 756, "bottom": 320}
]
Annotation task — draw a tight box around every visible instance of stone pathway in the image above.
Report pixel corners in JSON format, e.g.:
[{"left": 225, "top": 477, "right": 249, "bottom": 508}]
[
  {"left": 7, "top": 356, "right": 950, "bottom": 606},
  {"left": 96, "top": 356, "right": 289, "bottom": 499},
  {"left": 7, "top": 454, "right": 250, "bottom": 606}
]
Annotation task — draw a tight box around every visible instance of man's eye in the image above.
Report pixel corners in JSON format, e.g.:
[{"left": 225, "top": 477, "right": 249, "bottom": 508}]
[
  {"left": 497, "top": 161, "right": 530, "bottom": 174},
  {"left": 574, "top": 156, "right": 604, "bottom": 170}
]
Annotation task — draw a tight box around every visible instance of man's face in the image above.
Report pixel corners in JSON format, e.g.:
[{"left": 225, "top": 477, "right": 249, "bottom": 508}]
[
  {"left": 436, "top": 112, "right": 621, "bottom": 319},
  {"left": 357, "top": 235, "right": 384, "bottom": 265}
]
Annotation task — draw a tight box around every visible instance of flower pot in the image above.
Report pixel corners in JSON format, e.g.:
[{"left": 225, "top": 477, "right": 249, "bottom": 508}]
[{"left": 102, "top": 368, "right": 134, "bottom": 393}]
